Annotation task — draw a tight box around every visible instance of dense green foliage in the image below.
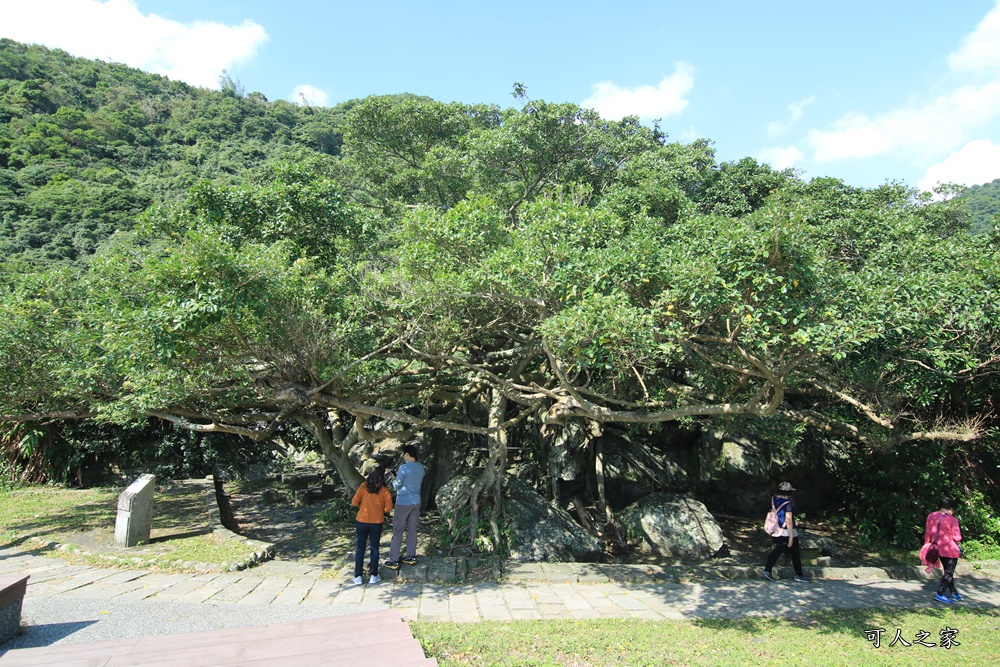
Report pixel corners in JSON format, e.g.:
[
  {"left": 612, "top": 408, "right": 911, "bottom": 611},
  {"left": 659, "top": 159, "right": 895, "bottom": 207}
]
[
  {"left": 1, "top": 40, "right": 998, "bottom": 549},
  {"left": 0, "top": 38, "right": 404, "bottom": 266},
  {"left": 961, "top": 177, "right": 1000, "bottom": 235}
]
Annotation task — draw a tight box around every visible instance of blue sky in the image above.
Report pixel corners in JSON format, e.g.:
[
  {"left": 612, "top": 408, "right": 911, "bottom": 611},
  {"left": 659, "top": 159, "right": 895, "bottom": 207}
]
[{"left": 4, "top": 0, "right": 1000, "bottom": 191}]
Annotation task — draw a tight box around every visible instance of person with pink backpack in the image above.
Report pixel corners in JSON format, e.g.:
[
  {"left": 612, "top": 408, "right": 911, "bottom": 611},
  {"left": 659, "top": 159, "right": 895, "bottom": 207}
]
[{"left": 762, "top": 481, "right": 809, "bottom": 583}]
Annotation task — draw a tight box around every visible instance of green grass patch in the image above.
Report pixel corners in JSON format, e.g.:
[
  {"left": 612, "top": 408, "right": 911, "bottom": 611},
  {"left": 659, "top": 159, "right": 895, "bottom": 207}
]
[
  {"left": 162, "top": 533, "right": 253, "bottom": 564},
  {"left": 53, "top": 532, "right": 258, "bottom": 572},
  {"left": 0, "top": 484, "right": 255, "bottom": 571},
  {"left": 0, "top": 486, "right": 119, "bottom": 546},
  {"left": 412, "top": 608, "right": 1000, "bottom": 666}
]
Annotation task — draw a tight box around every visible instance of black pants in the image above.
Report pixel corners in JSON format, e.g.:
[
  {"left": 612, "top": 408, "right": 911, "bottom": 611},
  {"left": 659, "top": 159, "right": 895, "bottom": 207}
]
[
  {"left": 765, "top": 535, "right": 804, "bottom": 576},
  {"left": 937, "top": 556, "right": 958, "bottom": 596},
  {"left": 355, "top": 521, "right": 383, "bottom": 577}
]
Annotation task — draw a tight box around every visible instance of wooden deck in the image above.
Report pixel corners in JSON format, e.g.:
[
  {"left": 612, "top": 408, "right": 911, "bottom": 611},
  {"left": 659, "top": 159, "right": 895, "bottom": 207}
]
[{"left": 0, "top": 609, "right": 436, "bottom": 666}]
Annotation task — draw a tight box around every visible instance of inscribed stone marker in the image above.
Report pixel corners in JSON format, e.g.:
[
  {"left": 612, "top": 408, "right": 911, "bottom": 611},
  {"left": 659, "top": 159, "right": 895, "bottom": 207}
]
[{"left": 114, "top": 473, "right": 156, "bottom": 547}]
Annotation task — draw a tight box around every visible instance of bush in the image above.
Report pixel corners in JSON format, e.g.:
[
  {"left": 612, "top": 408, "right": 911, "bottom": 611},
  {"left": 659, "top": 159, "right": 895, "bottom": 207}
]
[{"left": 837, "top": 439, "right": 1000, "bottom": 552}]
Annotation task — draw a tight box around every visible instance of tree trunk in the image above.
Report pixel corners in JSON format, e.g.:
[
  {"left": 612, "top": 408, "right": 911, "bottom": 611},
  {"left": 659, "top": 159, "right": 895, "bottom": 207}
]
[
  {"left": 295, "top": 411, "right": 363, "bottom": 490},
  {"left": 593, "top": 435, "right": 627, "bottom": 553},
  {"left": 467, "top": 386, "right": 508, "bottom": 550},
  {"left": 594, "top": 438, "right": 611, "bottom": 523}
]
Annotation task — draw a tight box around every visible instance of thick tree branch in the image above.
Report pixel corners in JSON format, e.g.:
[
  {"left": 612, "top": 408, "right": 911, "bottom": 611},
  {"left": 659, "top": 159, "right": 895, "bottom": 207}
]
[
  {"left": 0, "top": 410, "right": 98, "bottom": 423},
  {"left": 148, "top": 411, "right": 276, "bottom": 441},
  {"left": 808, "top": 378, "right": 893, "bottom": 429}
]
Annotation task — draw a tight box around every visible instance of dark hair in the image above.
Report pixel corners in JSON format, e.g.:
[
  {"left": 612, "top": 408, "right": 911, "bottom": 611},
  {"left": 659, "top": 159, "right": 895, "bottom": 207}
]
[
  {"left": 366, "top": 466, "right": 386, "bottom": 494},
  {"left": 402, "top": 444, "right": 419, "bottom": 461},
  {"left": 941, "top": 497, "right": 958, "bottom": 511}
]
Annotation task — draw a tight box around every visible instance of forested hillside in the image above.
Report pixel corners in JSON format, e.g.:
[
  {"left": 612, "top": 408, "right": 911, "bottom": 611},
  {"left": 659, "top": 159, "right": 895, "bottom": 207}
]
[
  {"left": 962, "top": 177, "right": 1000, "bottom": 234},
  {"left": 0, "top": 38, "right": 359, "bottom": 265},
  {"left": 2, "top": 39, "right": 998, "bottom": 553}
]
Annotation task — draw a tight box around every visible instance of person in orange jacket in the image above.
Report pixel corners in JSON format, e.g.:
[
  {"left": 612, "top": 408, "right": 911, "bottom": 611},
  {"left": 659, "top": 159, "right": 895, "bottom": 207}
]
[{"left": 351, "top": 465, "right": 392, "bottom": 585}]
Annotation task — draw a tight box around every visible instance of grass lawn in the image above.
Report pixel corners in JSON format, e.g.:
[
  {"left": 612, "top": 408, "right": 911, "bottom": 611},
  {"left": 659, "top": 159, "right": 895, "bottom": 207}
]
[
  {"left": 0, "top": 486, "right": 119, "bottom": 546},
  {"left": 0, "top": 485, "right": 257, "bottom": 570},
  {"left": 412, "top": 607, "right": 999, "bottom": 666}
]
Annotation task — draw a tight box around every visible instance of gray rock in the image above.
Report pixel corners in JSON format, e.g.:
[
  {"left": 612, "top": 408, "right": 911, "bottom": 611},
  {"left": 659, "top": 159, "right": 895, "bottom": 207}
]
[
  {"left": 602, "top": 431, "right": 690, "bottom": 508},
  {"left": 436, "top": 474, "right": 603, "bottom": 563},
  {"left": 619, "top": 493, "right": 725, "bottom": 560},
  {"left": 696, "top": 428, "right": 851, "bottom": 515},
  {"left": 798, "top": 530, "right": 838, "bottom": 554},
  {"left": 504, "top": 477, "right": 604, "bottom": 562}
]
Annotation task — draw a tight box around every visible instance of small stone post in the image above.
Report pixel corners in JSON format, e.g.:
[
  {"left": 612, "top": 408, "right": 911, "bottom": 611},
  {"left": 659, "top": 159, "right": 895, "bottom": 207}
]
[{"left": 114, "top": 473, "right": 156, "bottom": 547}]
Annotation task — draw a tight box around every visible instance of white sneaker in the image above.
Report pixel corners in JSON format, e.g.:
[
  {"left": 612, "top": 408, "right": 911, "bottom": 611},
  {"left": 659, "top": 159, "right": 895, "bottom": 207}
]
[
  {"left": 369, "top": 574, "right": 381, "bottom": 584},
  {"left": 351, "top": 576, "right": 363, "bottom": 586}
]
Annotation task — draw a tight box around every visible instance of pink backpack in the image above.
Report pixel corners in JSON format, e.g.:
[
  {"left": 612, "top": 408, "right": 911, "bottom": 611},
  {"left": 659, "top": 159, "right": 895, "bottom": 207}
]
[{"left": 764, "top": 499, "right": 790, "bottom": 536}]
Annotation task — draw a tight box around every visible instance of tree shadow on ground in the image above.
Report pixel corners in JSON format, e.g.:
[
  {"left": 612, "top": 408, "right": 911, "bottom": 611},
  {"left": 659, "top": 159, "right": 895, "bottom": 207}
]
[{"left": 677, "top": 573, "right": 1000, "bottom": 623}]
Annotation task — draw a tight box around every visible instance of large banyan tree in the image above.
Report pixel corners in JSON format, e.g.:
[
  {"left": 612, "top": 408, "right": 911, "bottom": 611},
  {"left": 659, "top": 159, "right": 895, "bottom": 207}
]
[{"left": 2, "top": 93, "right": 998, "bottom": 548}]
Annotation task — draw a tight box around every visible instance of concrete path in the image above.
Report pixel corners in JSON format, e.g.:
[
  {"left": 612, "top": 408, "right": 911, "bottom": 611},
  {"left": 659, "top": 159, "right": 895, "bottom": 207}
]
[{"left": 3, "top": 544, "right": 1000, "bottom": 646}]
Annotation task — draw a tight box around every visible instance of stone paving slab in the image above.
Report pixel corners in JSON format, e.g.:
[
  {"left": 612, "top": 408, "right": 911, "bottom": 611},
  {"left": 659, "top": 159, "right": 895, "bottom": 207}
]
[
  {"left": 175, "top": 579, "right": 233, "bottom": 604},
  {"left": 235, "top": 576, "right": 288, "bottom": 605},
  {"left": 300, "top": 578, "right": 343, "bottom": 605},
  {"left": 98, "top": 570, "right": 149, "bottom": 585},
  {"left": 58, "top": 579, "right": 148, "bottom": 600},
  {"left": 2, "top": 547, "right": 1000, "bottom": 627},
  {"left": 19, "top": 567, "right": 89, "bottom": 584},
  {"left": 203, "top": 576, "right": 263, "bottom": 603},
  {"left": 105, "top": 582, "right": 162, "bottom": 603},
  {"left": 275, "top": 582, "right": 313, "bottom": 605}
]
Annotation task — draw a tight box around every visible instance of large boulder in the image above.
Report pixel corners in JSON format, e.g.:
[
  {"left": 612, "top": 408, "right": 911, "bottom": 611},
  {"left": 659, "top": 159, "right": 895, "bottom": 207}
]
[
  {"left": 601, "top": 430, "right": 691, "bottom": 508},
  {"left": 436, "top": 474, "right": 603, "bottom": 562},
  {"left": 797, "top": 530, "right": 837, "bottom": 554},
  {"left": 696, "top": 428, "right": 850, "bottom": 516},
  {"left": 619, "top": 493, "right": 725, "bottom": 560},
  {"left": 695, "top": 430, "right": 770, "bottom": 515},
  {"left": 435, "top": 474, "right": 475, "bottom": 521},
  {"left": 505, "top": 476, "right": 604, "bottom": 562}
]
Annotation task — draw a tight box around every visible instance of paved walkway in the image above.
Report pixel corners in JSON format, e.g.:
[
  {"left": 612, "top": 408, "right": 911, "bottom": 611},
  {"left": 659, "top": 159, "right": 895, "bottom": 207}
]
[{"left": 3, "top": 545, "right": 1000, "bottom": 632}]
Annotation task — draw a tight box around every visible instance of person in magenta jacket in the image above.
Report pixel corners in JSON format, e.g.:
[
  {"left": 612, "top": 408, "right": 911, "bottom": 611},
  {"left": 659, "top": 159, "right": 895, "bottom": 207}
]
[{"left": 925, "top": 497, "right": 963, "bottom": 603}]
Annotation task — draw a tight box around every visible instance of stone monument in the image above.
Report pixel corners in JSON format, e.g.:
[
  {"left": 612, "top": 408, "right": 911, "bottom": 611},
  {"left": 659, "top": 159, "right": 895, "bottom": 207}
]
[{"left": 114, "top": 473, "right": 156, "bottom": 547}]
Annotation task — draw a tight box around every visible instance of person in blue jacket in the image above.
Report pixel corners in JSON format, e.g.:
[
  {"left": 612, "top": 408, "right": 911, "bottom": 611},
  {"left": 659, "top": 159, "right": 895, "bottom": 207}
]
[{"left": 385, "top": 444, "right": 425, "bottom": 569}]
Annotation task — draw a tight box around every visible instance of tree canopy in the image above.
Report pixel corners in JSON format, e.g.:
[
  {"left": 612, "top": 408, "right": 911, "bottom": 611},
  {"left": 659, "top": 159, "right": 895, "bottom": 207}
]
[{"left": 2, "top": 42, "right": 998, "bottom": 549}]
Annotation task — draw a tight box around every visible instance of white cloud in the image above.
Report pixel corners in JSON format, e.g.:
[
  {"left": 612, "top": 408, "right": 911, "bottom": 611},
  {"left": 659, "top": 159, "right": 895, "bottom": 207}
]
[
  {"left": 582, "top": 62, "right": 694, "bottom": 121},
  {"left": 808, "top": 82, "right": 1000, "bottom": 162},
  {"left": 290, "top": 84, "right": 330, "bottom": 107},
  {"left": 801, "top": 3, "right": 1000, "bottom": 171},
  {"left": 767, "top": 96, "right": 816, "bottom": 137},
  {"left": 948, "top": 0, "right": 1000, "bottom": 72},
  {"left": 756, "top": 146, "right": 804, "bottom": 170},
  {"left": 918, "top": 139, "right": 1000, "bottom": 191},
  {"left": 0, "top": 0, "right": 268, "bottom": 89}
]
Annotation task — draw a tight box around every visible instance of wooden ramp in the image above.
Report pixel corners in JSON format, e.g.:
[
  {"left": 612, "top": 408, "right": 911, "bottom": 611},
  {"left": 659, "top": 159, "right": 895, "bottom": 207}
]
[{"left": 0, "top": 609, "right": 436, "bottom": 667}]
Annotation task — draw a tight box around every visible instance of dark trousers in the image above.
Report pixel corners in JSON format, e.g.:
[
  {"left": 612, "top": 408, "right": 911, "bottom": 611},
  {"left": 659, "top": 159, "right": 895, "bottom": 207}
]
[
  {"left": 938, "top": 556, "right": 958, "bottom": 595},
  {"left": 765, "top": 535, "right": 804, "bottom": 576},
  {"left": 355, "top": 521, "right": 383, "bottom": 577}
]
